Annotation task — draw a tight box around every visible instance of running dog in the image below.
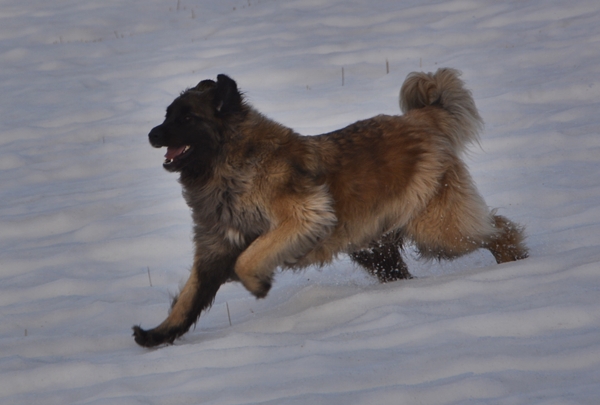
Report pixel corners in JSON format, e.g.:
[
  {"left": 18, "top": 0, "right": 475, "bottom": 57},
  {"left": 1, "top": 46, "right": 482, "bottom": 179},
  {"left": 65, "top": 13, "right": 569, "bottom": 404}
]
[{"left": 133, "top": 68, "right": 528, "bottom": 347}]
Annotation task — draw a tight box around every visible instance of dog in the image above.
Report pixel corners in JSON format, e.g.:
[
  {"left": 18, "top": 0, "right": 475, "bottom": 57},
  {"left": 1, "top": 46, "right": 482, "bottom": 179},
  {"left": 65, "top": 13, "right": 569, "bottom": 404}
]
[{"left": 132, "top": 68, "right": 528, "bottom": 347}]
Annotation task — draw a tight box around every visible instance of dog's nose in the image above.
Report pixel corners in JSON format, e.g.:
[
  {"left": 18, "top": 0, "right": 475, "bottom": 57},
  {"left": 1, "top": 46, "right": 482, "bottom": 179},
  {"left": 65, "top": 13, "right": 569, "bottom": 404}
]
[{"left": 148, "top": 126, "right": 163, "bottom": 147}]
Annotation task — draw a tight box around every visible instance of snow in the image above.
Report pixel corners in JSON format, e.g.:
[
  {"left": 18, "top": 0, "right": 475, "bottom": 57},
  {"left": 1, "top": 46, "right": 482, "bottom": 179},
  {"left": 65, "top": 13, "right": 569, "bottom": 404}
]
[{"left": 1, "top": 0, "right": 600, "bottom": 403}]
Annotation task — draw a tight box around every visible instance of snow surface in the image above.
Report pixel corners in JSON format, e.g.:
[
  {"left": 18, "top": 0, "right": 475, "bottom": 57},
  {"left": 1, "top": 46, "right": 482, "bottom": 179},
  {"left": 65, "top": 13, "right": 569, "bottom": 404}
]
[{"left": 1, "top": 0, "right": 600, "bottom": 404}]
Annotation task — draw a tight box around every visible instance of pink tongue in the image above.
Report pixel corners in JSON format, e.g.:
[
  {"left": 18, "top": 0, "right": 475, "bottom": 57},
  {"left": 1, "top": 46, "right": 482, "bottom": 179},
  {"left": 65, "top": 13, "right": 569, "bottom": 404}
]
[{"left": 165, "top": 146, "right": 186, "bottom": 160}]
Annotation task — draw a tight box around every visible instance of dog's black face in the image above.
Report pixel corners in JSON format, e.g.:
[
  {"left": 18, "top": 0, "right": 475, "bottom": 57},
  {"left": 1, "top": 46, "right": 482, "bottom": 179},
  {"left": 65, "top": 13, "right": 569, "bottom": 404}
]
[{"left": 148, "top": 74, "right": 243, "bottom": 173}]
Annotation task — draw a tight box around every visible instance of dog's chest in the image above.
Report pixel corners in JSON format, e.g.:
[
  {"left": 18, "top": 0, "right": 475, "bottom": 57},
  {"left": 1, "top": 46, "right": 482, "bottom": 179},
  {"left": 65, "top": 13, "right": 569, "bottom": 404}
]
[{"left": 183, "top": 172, "right": 267, "bottom": 245}]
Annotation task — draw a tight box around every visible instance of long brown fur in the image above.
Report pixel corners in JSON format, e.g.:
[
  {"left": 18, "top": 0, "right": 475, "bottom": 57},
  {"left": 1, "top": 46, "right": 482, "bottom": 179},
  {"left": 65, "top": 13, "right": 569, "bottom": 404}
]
[{"left": 132, "top": 68, "right": 528, "bottom": 347}]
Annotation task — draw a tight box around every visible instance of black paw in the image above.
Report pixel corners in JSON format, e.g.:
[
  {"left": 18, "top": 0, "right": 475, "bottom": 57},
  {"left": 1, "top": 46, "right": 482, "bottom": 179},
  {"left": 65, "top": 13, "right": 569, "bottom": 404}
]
[
  {"left": 132, "top": 325, "right": 175, "bottom": 348},
  {"left": 351, "top": 243, "right": 412, "bottom": 283}
]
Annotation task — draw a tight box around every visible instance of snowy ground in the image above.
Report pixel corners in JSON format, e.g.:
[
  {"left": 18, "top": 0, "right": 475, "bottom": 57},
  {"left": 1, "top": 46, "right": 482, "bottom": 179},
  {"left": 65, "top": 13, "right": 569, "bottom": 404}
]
[{"left": 1, "top": 0, "right": 600, "bottom": 404}]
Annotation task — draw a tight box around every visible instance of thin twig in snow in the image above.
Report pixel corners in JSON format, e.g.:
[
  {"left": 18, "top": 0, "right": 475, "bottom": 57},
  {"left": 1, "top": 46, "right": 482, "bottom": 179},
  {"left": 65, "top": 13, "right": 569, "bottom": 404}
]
[
  {"left": 226, "top": 302, "right": 232, "bottom": 326},
  {"left": 147, "top": 267, "right": 153, "bottom": 287}
]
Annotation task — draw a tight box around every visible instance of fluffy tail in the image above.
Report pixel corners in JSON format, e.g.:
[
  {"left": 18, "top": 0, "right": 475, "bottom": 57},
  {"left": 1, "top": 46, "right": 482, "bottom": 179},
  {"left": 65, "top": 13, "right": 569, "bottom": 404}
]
[{"left": 400, "top": 68, "right": 483, "bottom": 152}]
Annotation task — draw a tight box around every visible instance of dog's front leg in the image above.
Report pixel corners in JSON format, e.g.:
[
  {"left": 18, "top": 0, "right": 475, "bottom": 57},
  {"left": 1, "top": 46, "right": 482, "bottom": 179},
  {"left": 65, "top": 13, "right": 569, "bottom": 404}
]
[
  {"left": 132, "top": 250, "right": 237, "bottom": 348},
  {"left": 234, "top": 221, "right": 299, "bottom": 298},
  {"left": 235, "top": 193, "right": 336, "bottom": 298}
]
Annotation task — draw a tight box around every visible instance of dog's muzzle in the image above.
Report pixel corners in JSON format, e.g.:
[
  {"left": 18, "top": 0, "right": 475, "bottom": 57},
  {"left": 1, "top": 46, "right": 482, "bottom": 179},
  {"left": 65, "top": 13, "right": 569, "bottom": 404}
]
[{"left": 148, "top": 125, "right": 164, "bottom": 148}]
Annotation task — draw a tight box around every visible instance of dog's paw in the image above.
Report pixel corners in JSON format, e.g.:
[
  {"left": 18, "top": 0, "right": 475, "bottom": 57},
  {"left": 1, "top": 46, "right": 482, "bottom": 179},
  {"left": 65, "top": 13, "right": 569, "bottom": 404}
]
[
  {"left": 239, "top": 274, "right": 272, "bottom": 299},
  {"left": 253, "top": 277, "right": 272, "bottom": 299},
  {"left": 132, "top": 325, "right": 175, "bottom": 348}
]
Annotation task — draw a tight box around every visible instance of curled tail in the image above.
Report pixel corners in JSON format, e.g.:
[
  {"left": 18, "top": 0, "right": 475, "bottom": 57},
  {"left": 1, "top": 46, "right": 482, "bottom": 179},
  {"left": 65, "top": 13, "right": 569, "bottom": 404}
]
[{"left": 400, "top": 68, "right": 483, "bottom": 152}]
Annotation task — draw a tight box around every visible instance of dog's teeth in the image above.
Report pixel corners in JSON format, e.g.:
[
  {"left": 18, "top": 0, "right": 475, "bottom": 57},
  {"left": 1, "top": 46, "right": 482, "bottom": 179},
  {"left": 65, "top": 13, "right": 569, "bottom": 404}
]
[{"left": 183, "top": 145, "right": 190, "bottom": 153}]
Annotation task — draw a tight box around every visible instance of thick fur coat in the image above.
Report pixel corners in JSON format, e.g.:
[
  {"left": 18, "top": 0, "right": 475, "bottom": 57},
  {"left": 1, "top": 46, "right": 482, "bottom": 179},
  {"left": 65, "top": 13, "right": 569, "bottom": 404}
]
[{"left": 133, "top": 68, "right": 528, "bottom": 347}]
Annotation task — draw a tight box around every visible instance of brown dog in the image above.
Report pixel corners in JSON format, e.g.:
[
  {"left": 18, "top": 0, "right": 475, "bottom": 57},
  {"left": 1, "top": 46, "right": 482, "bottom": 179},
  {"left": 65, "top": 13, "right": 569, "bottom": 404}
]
[{"left": 133, "top": 68, "right": 528, "bottom": 347}]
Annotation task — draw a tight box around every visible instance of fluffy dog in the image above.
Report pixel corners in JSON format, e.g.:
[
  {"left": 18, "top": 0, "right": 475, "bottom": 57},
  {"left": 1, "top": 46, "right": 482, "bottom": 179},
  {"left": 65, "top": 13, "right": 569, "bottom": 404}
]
[{"left": 133, "top": 68, "right": 528, "bottom": 347}]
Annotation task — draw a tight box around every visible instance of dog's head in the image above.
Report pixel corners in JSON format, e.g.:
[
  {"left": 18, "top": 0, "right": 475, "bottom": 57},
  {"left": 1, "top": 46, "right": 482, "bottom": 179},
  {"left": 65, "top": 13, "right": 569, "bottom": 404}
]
[{"left": 148, "top": 74, "right": 244, "bottom": 173}]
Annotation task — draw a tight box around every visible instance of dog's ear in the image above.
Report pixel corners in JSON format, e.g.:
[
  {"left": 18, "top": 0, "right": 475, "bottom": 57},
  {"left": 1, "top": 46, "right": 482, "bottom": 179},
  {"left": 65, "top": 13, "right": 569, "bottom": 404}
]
[
  {"left": 193, "top": 79, "right": 216, "bottom": 92},
  {"left": 214, "top": 74, "right": 242, "bottom": 115}
]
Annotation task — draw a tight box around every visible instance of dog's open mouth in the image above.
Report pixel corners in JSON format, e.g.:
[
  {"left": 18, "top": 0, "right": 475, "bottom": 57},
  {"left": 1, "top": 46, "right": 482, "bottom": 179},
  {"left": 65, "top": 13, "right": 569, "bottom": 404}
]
[{"left": 164, "top": 145, "right": 192, "bottom": 166}]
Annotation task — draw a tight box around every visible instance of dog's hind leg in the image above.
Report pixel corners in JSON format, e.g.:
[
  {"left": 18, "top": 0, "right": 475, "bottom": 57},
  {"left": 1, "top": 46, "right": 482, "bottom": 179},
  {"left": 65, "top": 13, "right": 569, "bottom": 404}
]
[
  {"left": 405, "top": 160, "right": 528, "bottom": 262},
  {"left": 483, "top": 214, "right": 529, "bottom": 263},
  {"left": 350, "top": 231, "right": 412, "bottom": 282},
  {"left": 132, "top": 250, "right": 238, "bottom": 348}
]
